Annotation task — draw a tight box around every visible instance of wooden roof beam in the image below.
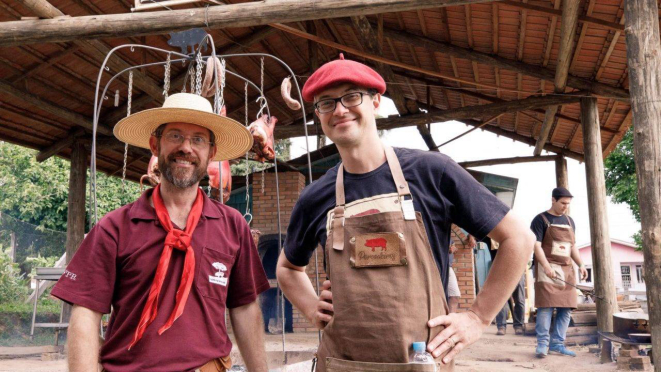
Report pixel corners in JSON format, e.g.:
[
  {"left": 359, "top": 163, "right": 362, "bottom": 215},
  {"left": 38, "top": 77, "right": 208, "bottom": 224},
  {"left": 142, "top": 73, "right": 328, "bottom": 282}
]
[
  {"left": 18, "top": 0, "right": 166, "bottom": 106},
  {"left": 276, "top": 92, "right": 585, "bottom": 139},
  {"left": 350, "top": 16, "right": 439, "bottom": 152},
  {"left": 329, "top": 18, "right": 629, "bottom": 100},
  {"left": 1, "top": 0, "right": 489, "bottom": 47},
  {"left": 459, "top": 154, "right": 559, "bottom": 168},
  {"left": 500, "top": 0, "right": 624, "bottom": 32},
  {"left": 0, "top": 79, "right": 113, "bottom": 137},
  {"left": 534, "top": 0, "right": 581, "bottom": 156}
]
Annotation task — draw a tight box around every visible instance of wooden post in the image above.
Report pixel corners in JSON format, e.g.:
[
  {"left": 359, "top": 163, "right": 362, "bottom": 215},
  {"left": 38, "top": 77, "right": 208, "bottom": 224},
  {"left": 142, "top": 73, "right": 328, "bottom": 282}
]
[
  {"left": 61, "top": 139, "right": 87, "bottom": 324},
  {"left": 624, "top": 0, "right": 661, "bottom": 368},
  {"left": 580, "top": 97, "right": 619, "bottom": 362},
  {"left": 555, "top": 155, "right": 568, "bottom": 189}
]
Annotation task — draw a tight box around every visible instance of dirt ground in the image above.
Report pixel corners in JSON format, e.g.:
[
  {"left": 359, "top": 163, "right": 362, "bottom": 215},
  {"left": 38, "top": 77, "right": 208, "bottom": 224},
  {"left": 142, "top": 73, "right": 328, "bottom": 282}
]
[{"left": 0, "top": 326, "right": 619, "bottom": 372}]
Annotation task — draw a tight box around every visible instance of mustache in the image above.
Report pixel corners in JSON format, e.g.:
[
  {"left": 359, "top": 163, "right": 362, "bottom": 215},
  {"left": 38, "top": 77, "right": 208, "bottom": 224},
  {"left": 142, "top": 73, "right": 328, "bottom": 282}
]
[{"left": 166, "top": 152, "right": 199, "bottom": 165}]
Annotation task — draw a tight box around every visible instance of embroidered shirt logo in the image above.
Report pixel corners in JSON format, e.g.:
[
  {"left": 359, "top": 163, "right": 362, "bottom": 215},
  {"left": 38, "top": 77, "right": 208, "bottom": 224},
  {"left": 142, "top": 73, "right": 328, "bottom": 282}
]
[
  {"left": 365, "top": 237, "right": 388, "bottom": 252},
  {"left": 209, "top": 262, "right": 228, "bottom": 286},
  {"left": 63, "top": 270, "right": 77, "bottom": 281}
]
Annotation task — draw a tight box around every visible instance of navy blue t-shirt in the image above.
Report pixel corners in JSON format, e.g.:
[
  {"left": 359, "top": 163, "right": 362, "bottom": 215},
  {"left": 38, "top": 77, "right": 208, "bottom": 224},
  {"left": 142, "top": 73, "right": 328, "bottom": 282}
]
[
  {"left": 284, "top": 147, "right": 510, "bottom": 290},
  {"left": 530, "top": 212, "right": 576, "bottom": 242}
]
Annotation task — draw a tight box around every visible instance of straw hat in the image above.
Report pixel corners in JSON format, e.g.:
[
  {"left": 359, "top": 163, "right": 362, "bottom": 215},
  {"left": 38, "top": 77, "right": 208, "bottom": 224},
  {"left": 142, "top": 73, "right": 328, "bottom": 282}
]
[{"left": 114, "top": 93, "right": 252, "bottom": 161}]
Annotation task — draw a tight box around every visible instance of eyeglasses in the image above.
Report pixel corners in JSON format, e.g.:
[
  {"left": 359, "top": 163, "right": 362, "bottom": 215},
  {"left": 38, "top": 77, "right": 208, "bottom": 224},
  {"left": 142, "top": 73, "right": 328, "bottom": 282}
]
[
  {"left": 156, "top": 132, "right": 214, "bottom": 149},
  {"left": 314, "top": 92, "right": 371, "bottom": 114}
]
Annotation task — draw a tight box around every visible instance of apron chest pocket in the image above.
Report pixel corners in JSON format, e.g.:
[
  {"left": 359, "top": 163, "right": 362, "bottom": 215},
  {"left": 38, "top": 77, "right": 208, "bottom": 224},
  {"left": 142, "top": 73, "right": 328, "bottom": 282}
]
[{"left": 349, "top": 232, "right": 408, "bottom": 268}]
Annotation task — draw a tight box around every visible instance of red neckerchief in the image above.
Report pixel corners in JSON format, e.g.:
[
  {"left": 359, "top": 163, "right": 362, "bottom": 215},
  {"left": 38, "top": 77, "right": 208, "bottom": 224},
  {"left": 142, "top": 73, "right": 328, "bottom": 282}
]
[{"left": 128, "top": 184, "right": 204, "bottom": 350}]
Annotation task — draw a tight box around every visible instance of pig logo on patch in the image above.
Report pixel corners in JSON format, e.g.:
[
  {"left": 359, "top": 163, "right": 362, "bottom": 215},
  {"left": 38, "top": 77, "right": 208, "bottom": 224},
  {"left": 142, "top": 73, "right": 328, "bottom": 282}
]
[{"left": 365, "top": 237, "right": 388, "bottom": 252}]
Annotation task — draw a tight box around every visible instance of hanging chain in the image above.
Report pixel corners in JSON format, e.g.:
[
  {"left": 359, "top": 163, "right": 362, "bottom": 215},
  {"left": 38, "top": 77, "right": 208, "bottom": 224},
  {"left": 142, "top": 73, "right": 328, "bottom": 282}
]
[
  {"left": 195, "top": 51, "right": 203, "bottom": 95},
  {"left": 126, "top": 71, "right": 133, "bottom": 118},
  {"left": 256, "top": 57, "right": 267, "bottom": 119},
  {"left": 243, "top": 82, "right": 252, "bottom": 217},
  {"left": 122, "top": 71, "right": 134, "bottom": 190},
  {"left": 163, "top": 53, "right": 171, "bottom": 99},
  {"left": 261, "top": 169, "right": 265, "bottom": 194},
  {"left": 214, "top": 58, "right": 227, "bottom": 114}
]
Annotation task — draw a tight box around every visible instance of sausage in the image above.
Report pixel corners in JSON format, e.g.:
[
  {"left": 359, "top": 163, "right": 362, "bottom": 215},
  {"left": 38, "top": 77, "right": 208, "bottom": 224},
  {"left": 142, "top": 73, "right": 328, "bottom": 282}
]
[{"left": 281, "top": 76, "right": 301, "bottom": 111}]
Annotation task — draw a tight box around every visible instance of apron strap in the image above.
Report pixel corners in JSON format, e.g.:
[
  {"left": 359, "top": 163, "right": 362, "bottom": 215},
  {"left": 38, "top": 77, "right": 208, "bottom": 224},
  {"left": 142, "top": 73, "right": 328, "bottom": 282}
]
[
  {"left": 330, "top": 145, "right": 414, "bottom": 250},
  {"left": 384, "top": 146, "right": 411, "bottom": 198},
  {"left": 332, "top": 163, "right": 346, "bottom": 251},
  {"left": 540, "top": 213, "right": 551, "bottom": 227}
]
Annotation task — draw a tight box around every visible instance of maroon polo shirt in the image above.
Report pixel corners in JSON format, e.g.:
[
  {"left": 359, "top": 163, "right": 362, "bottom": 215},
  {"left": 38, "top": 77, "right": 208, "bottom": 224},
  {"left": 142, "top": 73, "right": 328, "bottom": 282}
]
[{"left": 52, "top": 189, "right": 270, "bottom": 372}]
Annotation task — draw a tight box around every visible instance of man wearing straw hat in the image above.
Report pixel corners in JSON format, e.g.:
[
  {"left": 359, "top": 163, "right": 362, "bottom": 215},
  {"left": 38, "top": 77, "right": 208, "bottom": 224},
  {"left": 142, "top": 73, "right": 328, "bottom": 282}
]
[
  {"left": 52, "top": 93, "right": 270, "bottom": 372},
  {"left": 276, "top": 55, "right": 535, "bottom": 371}
]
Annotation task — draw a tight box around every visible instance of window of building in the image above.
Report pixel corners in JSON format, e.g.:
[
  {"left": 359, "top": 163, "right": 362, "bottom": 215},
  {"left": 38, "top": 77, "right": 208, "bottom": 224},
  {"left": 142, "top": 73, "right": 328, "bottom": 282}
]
[
  {"left": 585, "top": 268, "right": 592, "bottom": 283},
  {"left": 636, "top": 265, "right": 645, "bottom": 284},
  {"left": 621, "top": 265, "right": 631, "bottom": 289}
]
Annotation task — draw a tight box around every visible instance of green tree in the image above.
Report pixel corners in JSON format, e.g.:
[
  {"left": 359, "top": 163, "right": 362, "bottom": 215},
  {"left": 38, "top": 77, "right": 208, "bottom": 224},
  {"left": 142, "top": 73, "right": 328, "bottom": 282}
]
[
  {"left": 0, "top": 141, "right": 141, "bottom": 234},
  {"left": 604, "top": 128, "right": 642, "bottom": 248}
]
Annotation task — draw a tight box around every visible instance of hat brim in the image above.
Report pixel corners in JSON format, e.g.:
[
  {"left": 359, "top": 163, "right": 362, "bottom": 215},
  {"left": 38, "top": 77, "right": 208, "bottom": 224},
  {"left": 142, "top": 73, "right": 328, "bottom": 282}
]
[{"left": 113, "top": 107, "right": 253, "bottom": 161}]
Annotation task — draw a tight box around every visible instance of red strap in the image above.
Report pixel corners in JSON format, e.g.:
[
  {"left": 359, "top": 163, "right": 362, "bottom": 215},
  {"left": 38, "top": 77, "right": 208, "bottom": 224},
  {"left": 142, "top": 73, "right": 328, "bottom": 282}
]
[{"left": 128, "top": 184, "right": 204, "bottom": 350}]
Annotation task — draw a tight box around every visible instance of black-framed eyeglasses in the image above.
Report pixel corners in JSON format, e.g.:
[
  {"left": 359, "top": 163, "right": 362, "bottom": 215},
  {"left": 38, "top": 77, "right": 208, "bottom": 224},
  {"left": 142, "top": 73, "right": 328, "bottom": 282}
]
[
  {"left": 155, "top": 132, "right": 214, "bottom": 149},
  {"left": 314, "top": 92, "right": 371, "bottom": 114}
]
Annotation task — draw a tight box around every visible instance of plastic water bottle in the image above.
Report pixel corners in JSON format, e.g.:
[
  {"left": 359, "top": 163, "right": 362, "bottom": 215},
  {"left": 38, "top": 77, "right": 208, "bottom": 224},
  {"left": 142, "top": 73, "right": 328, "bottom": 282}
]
[{"left": 410, "top": 342, "right": 436, "bottom": 370}]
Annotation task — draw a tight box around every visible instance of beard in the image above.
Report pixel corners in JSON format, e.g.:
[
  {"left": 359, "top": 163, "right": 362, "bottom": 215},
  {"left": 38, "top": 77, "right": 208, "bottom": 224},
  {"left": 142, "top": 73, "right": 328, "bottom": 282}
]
[{"left": 158, "top": 150, "right": 207, "bottom": 189}]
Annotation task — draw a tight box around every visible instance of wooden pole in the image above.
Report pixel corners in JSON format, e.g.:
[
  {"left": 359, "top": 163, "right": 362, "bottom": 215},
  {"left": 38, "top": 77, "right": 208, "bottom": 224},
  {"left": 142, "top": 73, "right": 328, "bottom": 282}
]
[
  {"left": 1, "top": 0, "right": 489, "bottom": 47},
  {"left": 624, "top": 0, "right": 661, "bottom": 367},
  {"left": 580, "top": 97, "right": 619, "bottom": 361},
  {"left": 460, "top": 155, "right": 558, "bottom": 168},
  {"left": 555, "top": 155, "right": 568, "bottom": 189},
  {"left": 534, "top": 0, "right": 580, "bottom": 155},
  {"left": 61, "top": 139, "right": 87, "bottom": 324}
]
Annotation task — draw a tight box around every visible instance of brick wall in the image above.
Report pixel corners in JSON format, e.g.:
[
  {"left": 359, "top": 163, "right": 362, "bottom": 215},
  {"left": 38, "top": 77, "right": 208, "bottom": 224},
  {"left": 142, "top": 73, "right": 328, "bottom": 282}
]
[
  {"left": 251, "top": 171, "right": 305, "bottom": 234},
  {"left": 450, "top": 228, "right": 477, "bottom": 311}
]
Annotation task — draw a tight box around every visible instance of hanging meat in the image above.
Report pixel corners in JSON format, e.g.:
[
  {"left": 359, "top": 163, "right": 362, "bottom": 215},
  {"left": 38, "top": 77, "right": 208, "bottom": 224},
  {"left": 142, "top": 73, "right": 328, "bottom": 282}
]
[
  {"left": 201, "top": 55, "right": 223, "bottom": 98},
  {"left": 281, "top": 76, "right": 301, "bottom": 111},
  {"left": 207, "top": 160, "right": 231, "bottom": 203},
  {"left": 247, "top": 114, "right": 277, "bottom": 162},
  {"left": 140, "top": 156, "right": 161, "bottom": 190}
]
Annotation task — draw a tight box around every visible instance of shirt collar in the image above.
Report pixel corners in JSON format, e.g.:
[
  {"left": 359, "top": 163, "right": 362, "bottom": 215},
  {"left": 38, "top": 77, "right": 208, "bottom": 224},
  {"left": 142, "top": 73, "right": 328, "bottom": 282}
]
[{"left": 129, "top": 188, "right": 223, "bottom": 221}]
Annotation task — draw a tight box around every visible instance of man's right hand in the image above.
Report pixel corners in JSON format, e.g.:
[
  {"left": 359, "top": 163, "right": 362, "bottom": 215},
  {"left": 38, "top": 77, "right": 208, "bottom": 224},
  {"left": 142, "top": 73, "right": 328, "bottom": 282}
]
[
  {"left": 543, "top": 265, "right": 556, "bottom": 279},
  {"left": 309, "top": 280, "right": 333, "bottom": 329}
]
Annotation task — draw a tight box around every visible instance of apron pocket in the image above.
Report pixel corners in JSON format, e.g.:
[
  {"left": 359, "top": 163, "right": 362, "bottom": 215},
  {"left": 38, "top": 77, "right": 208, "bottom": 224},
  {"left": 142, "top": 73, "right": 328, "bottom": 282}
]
[
  {"left": 349, "top": 232, "right": 408, "bottom": 268},
  {"left": 325, "top": 357, "right": 437, "bottom": 372}
]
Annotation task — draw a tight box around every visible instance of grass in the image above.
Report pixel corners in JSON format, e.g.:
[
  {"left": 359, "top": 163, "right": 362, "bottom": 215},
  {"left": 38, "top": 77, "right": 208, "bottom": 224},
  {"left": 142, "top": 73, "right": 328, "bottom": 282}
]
[{"left": 0, "top": 297, "right": 63, "bottom": 347}]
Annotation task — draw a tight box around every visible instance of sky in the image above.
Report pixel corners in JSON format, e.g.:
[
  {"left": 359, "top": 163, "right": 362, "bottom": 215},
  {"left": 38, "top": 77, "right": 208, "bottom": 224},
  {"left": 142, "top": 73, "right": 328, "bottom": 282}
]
[{"left": 288, "top": 97, "right": 640, "bottom": 246}]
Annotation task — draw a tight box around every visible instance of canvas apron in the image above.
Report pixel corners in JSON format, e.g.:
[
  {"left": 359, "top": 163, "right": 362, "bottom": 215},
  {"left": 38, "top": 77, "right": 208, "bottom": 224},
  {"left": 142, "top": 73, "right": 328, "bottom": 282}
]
[
  {"left": 316, "top": 146, "right": 452, "bottom": 372},
  {"left": 534, "top": 214, "right": 577, "bottom": 309}
]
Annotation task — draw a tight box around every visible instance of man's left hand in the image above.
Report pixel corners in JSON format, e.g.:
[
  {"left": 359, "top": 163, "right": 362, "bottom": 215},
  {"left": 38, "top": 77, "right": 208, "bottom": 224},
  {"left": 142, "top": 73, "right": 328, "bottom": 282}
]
[
  {"left": 427, "top": 311, "right": 485, "bottom": 364},
  {"left": 579, "top": 266, "right": 588, "bottom": 281}
]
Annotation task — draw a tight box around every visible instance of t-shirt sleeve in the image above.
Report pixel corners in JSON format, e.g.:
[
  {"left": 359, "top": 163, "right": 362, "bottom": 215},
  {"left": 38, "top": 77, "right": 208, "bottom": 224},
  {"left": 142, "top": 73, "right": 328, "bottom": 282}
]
[
  {"left": 284, "top": 196, "right": 317, "bottom": 267},
  {"left": 226, "top": 219, "right": 270, "bottom": 308},
  {"left": 441, "top": 159, "right": 510, "bottom": 240},
  {"left": 50, "top": 224, "right": 117, "bottom": 314},
  {"left": 530, "top": 215, "right": 546, "bottom": 242}
]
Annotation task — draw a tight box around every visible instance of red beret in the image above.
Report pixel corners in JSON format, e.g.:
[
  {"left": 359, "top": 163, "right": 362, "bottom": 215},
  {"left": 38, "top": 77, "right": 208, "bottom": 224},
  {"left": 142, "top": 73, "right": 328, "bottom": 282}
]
[{"left": 302, "top": 54, "right": 386, "bottom": 102}]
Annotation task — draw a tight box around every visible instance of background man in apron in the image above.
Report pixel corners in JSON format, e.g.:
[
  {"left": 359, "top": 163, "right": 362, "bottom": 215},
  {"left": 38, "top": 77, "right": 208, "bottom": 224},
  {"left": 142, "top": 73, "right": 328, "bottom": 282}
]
[
  {"left": 531, "top": 187, "right": 588, "bottom": 358},
  {"left": 276, "top": 54, "right": 536, "bottom": 371}
]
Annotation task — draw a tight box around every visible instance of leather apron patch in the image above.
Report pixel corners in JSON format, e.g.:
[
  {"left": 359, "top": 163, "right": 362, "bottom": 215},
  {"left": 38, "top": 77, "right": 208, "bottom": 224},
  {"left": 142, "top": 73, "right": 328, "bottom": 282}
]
[{"left": 350, "top": 233, "right": 406, "bottom": 268}]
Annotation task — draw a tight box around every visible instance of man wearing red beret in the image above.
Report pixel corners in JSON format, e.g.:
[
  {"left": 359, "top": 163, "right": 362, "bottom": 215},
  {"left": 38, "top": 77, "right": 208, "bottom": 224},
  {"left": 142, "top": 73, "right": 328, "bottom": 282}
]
[{"left": 276, "top": 55, "right": 535, "bottom": 371}]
